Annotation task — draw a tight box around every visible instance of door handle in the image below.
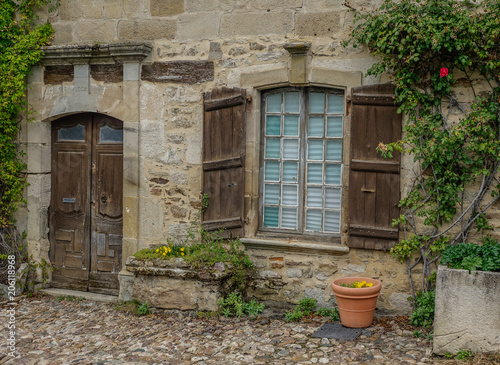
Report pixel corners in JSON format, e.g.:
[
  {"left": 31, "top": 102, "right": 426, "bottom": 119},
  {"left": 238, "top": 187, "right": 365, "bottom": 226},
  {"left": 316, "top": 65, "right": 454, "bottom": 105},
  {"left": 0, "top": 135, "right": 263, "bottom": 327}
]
[
  {"left": 361, "top": 188, "right": 375, "bottom": 193},
  {"left": 100, "top": 194, "right": 108, "bottom": 204}
]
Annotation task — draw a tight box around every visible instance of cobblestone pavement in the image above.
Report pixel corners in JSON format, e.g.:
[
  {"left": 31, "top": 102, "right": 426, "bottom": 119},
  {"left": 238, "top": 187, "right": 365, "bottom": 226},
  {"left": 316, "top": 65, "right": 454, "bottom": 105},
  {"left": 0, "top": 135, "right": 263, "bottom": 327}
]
[{"left": 0, "top": 294, "right": 437, "bottom": 364}]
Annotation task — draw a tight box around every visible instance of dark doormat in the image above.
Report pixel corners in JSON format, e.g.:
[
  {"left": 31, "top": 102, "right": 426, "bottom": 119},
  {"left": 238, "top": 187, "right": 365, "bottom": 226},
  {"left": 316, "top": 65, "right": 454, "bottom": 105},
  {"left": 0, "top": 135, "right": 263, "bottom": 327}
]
[{"left": 311, "top": 323, "right": 362, "bottom": 340}]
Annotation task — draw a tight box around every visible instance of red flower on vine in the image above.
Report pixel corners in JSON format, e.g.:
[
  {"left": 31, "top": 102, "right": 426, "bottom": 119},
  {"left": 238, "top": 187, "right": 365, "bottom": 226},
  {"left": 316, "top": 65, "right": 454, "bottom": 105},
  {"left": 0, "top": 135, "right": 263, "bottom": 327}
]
[{"left": 440, "top": 68, "right": 449, "bottom": 77}]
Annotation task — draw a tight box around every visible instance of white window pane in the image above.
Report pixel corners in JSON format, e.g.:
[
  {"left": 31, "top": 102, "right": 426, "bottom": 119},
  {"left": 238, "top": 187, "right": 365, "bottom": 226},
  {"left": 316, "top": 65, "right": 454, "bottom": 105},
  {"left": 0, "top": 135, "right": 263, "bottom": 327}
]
[
  {"left": 285, "top": 92, "right": 300, "bottom": 113},
  {"left": 265, "top": 138, "right": 280, "bottom": 158},
  {"left": 307, "top": 163, "right": 322, "bottom": 184},
  {"left": 325, "top": 210, "right": 341, "bottom": 233},
  {"left": 100, "top": 125, "right": 123, "bottom": 143},
  {"left": 283, "top": 161, "right": 298, "bottom": 182},
  {"left": 325, "top": 164, "right": 341, "bottom": 185},
  {"left": 306, "top": 187, "right": 322, "bottom": 207},
  {"left": 282, "top": 185, "right": 298, "bottom": 205},
  {"left": 306, "top": 210, "right": 322, "bottom": 231},
  {"left": 327, "top": 116, "right": 343, "bottom": 137},
  {"left": 309, "top": 92, "right": 325, "bottom": 113},
  {"left": 266, "top": 115, "right": 281, "bottom": 136},
  {"left": 325, "top": 188, "right": 341, "bottom": 209},
  {"left": 58, "top": 124, "right": 85, "bottom": 141},
  {"left": 282, "top": 207, "right": 297, "bottom": 229},
  {"left": 326, "top": 140, "right": 342, "bottom": 161},
  {"left": 328, "top": 94, "right": 344, "bottom": 114},
  {"left": 308, "top": 140, "right": 324, "bottom": 160},
  {"left": 265, "top": 161, "right": 280, "bottom": 181},
  {"left": 284, "top": 115, "right": 299, "bottom": 136},
  {"left": 264, "top": 184, "right": 279, "bottom": 204},
  {"left": 264, "top": 206, "right": 279, "bottom": 227},
  {"left": 308, "top": 116, "right": 324, "bottom": 137},
  {"left": 266, "top": 93, "right": 282, "bottom": 113},
  {"left": 283, "top": 139, "right": 299, "bottom": 159}
]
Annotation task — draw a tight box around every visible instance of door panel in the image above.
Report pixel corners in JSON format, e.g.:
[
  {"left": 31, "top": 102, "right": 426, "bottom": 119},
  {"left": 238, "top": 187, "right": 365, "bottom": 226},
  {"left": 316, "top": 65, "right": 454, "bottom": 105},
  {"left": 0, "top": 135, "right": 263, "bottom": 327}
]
[{"left": 50, "top": 113, "right": 123, "bottom": 295}]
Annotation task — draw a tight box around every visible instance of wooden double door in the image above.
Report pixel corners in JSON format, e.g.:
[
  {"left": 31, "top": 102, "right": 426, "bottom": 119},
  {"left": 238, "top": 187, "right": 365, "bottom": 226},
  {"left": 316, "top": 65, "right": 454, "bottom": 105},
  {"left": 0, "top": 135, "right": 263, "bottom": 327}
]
[{"left": 50, "top": 113, "right": 123, "bottom": 295}]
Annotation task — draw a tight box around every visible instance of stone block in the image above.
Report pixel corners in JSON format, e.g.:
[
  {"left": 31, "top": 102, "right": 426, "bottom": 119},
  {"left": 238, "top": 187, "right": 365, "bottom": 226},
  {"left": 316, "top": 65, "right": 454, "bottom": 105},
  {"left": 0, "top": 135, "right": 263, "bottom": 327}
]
[
  {"left": 295, "top": 12, "right": 341, "bottom": 37},
  {"left": 59, "top": 0, "right": 83, "bottom": 21},
  {"left": 186, "top": 133, "right": 202, "bottom": 165},
  {"left": 140, "top": 120, "right": 165, "bottom": 158},
  {"left": 91, "top": 65, "right": 123, "bottom": 83},
  {"left": 256, "top": 0, "right": 303, "bottom": 9},
  {"left": 118, "top": 19, "right": 177, "bottom": 41},
  {"left": 150, "top": 0, "right": 184, "bottom": 16},
  {"left": 304, "top": 0, "right": 345, "bottom": 10},
  {"left": 139, "top": 198, "right": 164, "bottom": 243},
  {"left": 27, "top": 122, "right": 51, "bottom": 144},
  {"left": 433, "top": 266, "right": 500, "bottom": 355},
  {"left": 74, "top": 20, "right": 118, "bottom": 43},
  {"left": 51, "top": 24, "right": 74, "bottom": 44},
  {"left": 124, "top": 0, "right": 144, "bottom": 18},
  {"left": 220, "top": 12, "right": 294, "bottom": 37},
  {"left": 141, "top": 61, "right": 214, "bottom": 84},
  {"left": 241, "top": 66, "right": 288, "bottom": 88},
  {"left": 178, "top": 13, "right": 220, "bottom": 41},
  {"left": 27, "top": 143, "right": 51, "bottom": 173},
  {"left": 185, "top": 0, "right": 219, "bottom": 12},
  {"left": 104, "top": 0, "right": 124, "bottom": 19},
  {"left": 44, "top": 65, "right": 74, "bottom": 85}
]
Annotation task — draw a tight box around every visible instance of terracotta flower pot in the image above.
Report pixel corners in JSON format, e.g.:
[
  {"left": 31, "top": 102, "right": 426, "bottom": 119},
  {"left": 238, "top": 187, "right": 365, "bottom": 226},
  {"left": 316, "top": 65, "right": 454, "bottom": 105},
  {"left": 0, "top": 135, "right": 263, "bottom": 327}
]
[{"left": 331, "top": 277, "right": 382, "bottom": 328}]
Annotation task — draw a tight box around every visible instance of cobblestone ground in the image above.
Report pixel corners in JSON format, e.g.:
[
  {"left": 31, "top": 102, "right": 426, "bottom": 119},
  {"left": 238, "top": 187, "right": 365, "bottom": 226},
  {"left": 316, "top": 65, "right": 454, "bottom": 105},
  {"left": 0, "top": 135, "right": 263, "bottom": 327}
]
[{"left": 1, "top": 295, "right": 437, "bottom": 364}]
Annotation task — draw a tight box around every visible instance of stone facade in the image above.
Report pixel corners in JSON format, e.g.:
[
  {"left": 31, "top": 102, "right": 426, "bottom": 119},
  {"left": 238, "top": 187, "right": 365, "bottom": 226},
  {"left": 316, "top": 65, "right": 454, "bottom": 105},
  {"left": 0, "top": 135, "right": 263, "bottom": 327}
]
[{"left": 21, "top": 0, "right": 422, "bottom": 314}]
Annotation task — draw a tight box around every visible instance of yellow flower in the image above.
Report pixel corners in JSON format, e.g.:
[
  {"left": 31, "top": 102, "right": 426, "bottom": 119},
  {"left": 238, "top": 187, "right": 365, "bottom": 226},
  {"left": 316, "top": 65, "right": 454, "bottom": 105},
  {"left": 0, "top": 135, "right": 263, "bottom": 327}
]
[
  {"left": 155, "top": 249, "right": 159, "bottom": 253},
  {"left": 163, "top": 252, "right": 166, "bottom": 256},
  {"left": 366, "top": 283, "right": 373, "bottom": 287},
  {"left": 181, "top": 252, "right": 184, "bottom": 256},
  {"left": 180, "top": 247, "right": 184, "bottom": 251}
]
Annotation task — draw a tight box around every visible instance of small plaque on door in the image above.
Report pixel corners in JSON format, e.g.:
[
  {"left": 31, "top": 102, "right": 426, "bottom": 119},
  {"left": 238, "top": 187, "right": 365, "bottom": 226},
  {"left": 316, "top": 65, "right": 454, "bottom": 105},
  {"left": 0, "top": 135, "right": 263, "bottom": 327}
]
[{"left": 62, "top": 198, "right": 76, "bottom": 203}]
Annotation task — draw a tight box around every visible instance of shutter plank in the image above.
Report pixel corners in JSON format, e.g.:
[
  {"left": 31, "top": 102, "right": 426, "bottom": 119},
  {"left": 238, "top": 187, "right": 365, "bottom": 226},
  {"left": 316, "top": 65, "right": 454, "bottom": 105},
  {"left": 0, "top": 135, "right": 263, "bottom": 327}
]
[
  {"left": 348, "top": 84, "right": 401, "bottom": 251},
  {"left": 202, "top": 87, "right": 246, "bottom": 238}
]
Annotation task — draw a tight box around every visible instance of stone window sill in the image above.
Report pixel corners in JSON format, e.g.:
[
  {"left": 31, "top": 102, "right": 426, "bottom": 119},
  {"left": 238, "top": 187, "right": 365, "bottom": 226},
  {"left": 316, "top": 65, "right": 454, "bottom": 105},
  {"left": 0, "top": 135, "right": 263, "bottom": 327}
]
[{"left": 240, "top": 237, "right": 349, "bottom": 255}]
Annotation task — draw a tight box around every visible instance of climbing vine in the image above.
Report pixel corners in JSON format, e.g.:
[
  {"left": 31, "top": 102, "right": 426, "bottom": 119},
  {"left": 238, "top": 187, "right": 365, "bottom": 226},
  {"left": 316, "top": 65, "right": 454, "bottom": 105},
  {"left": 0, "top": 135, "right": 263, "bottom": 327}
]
[
  {"left": 346, "top": 0, "right": 500, "bottom": 299},
  {"left": 0, "top": 0, "right": 58, "bottom": 270}
]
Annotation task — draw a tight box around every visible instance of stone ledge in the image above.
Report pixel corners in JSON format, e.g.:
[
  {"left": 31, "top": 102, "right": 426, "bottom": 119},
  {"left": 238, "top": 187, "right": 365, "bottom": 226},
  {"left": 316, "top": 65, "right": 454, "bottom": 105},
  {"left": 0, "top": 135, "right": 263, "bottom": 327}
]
[
  {"left": 40, "top": 43, "right": 153, "bottom": 65},
  {"left": 241, "top": 238, "right": 349, "bottom": 255},
  {"left": 125, "top": 256, "right": 231, "bottom": 281}
]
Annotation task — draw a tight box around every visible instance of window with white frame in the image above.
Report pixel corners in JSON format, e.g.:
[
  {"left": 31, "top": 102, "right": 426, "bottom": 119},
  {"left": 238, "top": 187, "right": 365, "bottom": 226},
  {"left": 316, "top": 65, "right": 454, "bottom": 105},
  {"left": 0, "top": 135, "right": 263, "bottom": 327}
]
[{"left": 260, "top": 87, "right": 344, "bottom": 235}]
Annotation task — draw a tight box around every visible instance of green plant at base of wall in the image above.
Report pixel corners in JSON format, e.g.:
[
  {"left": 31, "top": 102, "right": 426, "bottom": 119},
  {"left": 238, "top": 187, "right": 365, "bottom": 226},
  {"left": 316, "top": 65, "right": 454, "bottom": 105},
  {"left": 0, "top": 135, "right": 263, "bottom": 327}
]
[
  {"left": 0, "top": 0, "right": 59, "bottom": 279},
  {"left": 346, "top": 0, "right": 500, "bottom": 314}
]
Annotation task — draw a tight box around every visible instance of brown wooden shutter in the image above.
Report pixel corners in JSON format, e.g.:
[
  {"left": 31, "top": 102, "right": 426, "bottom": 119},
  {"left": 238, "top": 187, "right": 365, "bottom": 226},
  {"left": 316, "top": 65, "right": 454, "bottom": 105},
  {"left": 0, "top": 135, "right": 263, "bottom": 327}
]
[
  {"left": 348, "top": 84, "right": 402, "bottom": 250},
  {"left": 202, "top": 87, "right": 246, "bottom": 238}
]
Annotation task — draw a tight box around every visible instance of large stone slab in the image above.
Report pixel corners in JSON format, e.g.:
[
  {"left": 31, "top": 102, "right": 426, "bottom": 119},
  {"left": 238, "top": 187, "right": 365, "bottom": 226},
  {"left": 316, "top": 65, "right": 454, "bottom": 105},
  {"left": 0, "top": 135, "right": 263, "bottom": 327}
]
[{"left": 433, "top": 266, "right": 500, "bottom": 355}]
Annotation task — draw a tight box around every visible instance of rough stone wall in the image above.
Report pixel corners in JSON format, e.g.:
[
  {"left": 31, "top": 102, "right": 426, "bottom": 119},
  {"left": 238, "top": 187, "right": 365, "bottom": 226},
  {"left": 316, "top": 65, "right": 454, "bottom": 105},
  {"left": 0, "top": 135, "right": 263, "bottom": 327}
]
[{"left": 20, "top": 0, "right": 430, "bottom": 313}]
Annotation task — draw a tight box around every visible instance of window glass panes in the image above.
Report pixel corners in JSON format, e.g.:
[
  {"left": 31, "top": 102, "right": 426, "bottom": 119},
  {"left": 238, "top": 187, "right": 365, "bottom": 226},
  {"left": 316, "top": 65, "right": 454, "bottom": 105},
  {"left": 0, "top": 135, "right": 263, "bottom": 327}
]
[
  {"left": 308, "top": 140, "right": 324, "bottom": 160},
  {"left": 307, "top": 163, "right": 323, "bottom": 184},
  {"left": 266, "top": 93, "right": 282, "bottom": 113},
  {"left": 264, "top": 184, "right": 280, "bottom": 204},
  {"left": 325, "top": 188, "right": 342, "bottom": 209},
  {"left": 266, "top": 115, "right": 281, "bottom": 136},
  {"left": 58, "top": 124, "right": 85, "bottom": 141},
  {"left": 326, "top": 140, "right": 342, "bottom": 161},
  {"left": 262, "top": 88, "right": 344, "bottom": 235},
  {"left": 263, "top": 206, "right": 279, "bottom": 227},
  {"left": 306, "top": 210, "right": 322, "bottom": 231},
  {"left": 281, "top": 207, "right": 297, "bottom": 228},
  {"left": 306, "top": 187, "right": 323, "bottom": 207},
  {"left": 283, "top": 139, "right": 299, "bottom": 159},
  {"left": 309, "top": 93, "right": 325, "bottom": 113},
  {"left": 327, "top": 117, "right": 343, "bottom": 137},
  {"left": 328, "top": 94, "right": 344, "bottom": 114},
  {"left": 325, "top": 210, "right": 341, "bottom": 232},
  {"left": 283, "top": 161, "right": 298, "bottom": 182},
  {"left": 282, "top": 185, "right": 298, "bottom": 206},
  {"left": 265, "top": 138, "right": 280, "bottom": 158},
  {"left": 285, "top": 92, "right": 300, "bottom": 113},
  {"left": 100, "top": 125, "right": 123, "bottom": 143},
  {"left": 325, "top": 164, "right": 342, "bottom": 185},
  {"left": 264, "top": 161, "right": 280, "bottom": 181},
  {"left": 308, "top": 116, "right": 324, "bottom": 137},
  {"left": 284, "top": 115, "right": 299, "bottom": 136}
]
